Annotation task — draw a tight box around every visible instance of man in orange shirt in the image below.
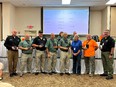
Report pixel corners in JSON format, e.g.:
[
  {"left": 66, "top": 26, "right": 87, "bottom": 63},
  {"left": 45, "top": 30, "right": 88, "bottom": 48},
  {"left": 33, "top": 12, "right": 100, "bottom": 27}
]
[{"left": 82, "top": 34, "right": 98, "bottom": 77}]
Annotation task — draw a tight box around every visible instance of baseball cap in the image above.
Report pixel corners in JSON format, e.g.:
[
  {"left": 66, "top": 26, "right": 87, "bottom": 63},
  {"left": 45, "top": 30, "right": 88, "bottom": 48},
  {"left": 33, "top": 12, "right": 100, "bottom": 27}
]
[{"left": 38, "top": 30, "right": 43, "bottom": 33}]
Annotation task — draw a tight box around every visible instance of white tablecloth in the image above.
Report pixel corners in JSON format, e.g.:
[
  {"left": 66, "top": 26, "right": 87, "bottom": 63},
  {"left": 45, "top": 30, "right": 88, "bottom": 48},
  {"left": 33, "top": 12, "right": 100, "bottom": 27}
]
[
  {"left": 0, "top": 58, "right": 116, "bottom": 74},
  {"left": 0, "top": 41, "right": 116, "bottom": 74},
  {"left": 0, "top": 41, "right": 116, "bottom": 58}
]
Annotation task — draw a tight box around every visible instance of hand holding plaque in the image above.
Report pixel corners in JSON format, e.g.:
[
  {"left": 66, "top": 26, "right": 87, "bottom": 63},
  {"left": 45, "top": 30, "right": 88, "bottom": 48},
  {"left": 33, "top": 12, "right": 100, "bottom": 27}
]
[
  {"left": 86, "top": 44, "right": 89, "bottom": 48},
  {"left": 12, "top": 46, "right": 18, "bottom": 50}
]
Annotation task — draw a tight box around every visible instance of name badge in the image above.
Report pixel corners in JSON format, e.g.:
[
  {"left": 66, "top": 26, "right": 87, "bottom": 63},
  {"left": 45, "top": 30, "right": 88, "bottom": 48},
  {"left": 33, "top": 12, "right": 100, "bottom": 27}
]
[
  {"left": 102, "top": 43, "right": 104, "bottom": 46},
  {"left": 100, "top": 45, "right": 102, "bottom": 49}
]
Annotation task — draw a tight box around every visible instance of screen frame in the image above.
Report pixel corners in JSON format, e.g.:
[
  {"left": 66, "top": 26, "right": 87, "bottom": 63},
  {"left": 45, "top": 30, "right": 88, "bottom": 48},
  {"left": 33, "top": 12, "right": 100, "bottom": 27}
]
[{"left": 41, "top": 6, "right": 90, "bottom": 35}]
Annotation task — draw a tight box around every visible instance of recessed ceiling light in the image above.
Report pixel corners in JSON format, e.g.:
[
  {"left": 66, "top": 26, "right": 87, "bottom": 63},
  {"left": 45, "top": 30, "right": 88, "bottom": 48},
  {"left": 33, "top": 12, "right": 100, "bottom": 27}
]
[
  {"left": 62, "top": 0, "right": 71, "bottom": 4},
  {"left": 106, "top": 0, "right": 116, "bottom": 4}
]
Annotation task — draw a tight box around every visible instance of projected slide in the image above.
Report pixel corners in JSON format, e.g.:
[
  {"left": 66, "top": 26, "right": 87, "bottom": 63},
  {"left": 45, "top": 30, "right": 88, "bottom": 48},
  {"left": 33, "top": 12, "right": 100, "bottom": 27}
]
[{"left": 43, "top": 8, "right": 89, "bottom": 35}]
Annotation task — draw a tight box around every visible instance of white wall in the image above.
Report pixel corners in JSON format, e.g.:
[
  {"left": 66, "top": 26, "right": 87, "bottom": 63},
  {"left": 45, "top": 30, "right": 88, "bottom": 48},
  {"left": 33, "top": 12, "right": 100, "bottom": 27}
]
[
  {"left": 2, "top": 3, "right": 11, "bottom": 39},
  {"left": 110, "top": 7, "right": 116, "bottom": 37},
  {"left": 2, "top": 4, "right": 41, "bottom": 39},
  {"left": 15, "top": 7, "right": 41, "bottom": 35},
  {"left": 101, "top": 7, "right": 107, "bottom": 33},
  {"left": 90, "top": 10, "right": 102, "bottom": 36},
  {"left": 2, "top": 2, "right": 16, "bottom": 39},
  {"left": 0, "top": 4, "right": 2, "bottom": 40},
  {"left": 10, "top": 3, "right": 16, "bottom": 31}
]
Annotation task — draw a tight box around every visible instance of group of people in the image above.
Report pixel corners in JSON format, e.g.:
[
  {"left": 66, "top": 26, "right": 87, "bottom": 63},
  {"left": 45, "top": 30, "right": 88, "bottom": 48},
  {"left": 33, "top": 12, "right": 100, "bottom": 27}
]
[{"left": 1, "top": 29, "right": 115, "bottom": 80}]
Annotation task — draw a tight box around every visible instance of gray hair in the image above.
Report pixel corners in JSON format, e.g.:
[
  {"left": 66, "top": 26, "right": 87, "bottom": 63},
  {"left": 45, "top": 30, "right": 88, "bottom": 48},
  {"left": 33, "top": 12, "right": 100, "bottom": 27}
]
[{"left": 74, "top": 34, "right": 79, "bottom": 40}]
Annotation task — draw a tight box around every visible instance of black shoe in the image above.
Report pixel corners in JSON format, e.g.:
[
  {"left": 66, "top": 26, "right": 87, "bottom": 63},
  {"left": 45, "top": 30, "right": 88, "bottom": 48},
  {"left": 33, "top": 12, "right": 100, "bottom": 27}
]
[
  {"left": 13, "top": 73, "right": 18, "bottom": 76},
  {"left": 42, "top": 72, "right": 47, "bottom": 74},
  {"left": 60, "top": 73, "right": 64, "bottom": 76},
  {"left": 52, "top": 72, "right": 57, "bottom": 74},
  {"left": 100, "top": 73, "right": 108, "bottom": 76},
  {"left": 106, "top": 76, "right": 113, "bottom": 80},
  {"left": 35, "top": 72, "right": 39, "bottom": 75},
  {"left": 73, "top": 73, "right": 76, "bottom": 74},
  {"left": 10, "top": 73, "right": 14, "bottom": 77},
  {"left": 77, "top": 73, "right": 81, "bottom": 76},
  {"left": 49, "top": 73, "right": 53, "bottom": 75},
  {"left": 41, "top": 72, "right": 47, "bottom": 74},
  {"left": 65, "top": 73, "right": 70, "bottom": 75}
]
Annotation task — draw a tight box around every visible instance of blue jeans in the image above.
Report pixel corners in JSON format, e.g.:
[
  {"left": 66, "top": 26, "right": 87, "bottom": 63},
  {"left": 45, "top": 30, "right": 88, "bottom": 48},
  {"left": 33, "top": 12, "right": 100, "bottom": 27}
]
[{"left": 72, "top": 55, "right": 81, "bottom": 74}]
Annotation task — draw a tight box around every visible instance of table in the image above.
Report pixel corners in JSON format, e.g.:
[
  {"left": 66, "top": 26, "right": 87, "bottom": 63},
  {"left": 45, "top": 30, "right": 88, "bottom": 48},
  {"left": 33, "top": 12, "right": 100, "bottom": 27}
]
[{"left": 0, "top": 41, "right": 116, "bottom": 74}]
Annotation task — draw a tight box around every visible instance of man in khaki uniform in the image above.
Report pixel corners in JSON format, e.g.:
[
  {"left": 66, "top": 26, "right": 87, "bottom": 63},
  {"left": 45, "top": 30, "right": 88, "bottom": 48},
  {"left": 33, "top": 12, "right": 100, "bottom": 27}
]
[
  {"left": 45, "top": 33, "right": 58, "bottom": 75},
  {"left": 32, "top": 31, "right": 47, "bottom": 75},
  {"left": 19, "top": 34, "right": 33, "bottom": 77},
  {"left": 58, "top": 32, "right": 71, "bottom": 76},
  {"left": 4, "top": 30, "right": 20, "bottom": 77}
]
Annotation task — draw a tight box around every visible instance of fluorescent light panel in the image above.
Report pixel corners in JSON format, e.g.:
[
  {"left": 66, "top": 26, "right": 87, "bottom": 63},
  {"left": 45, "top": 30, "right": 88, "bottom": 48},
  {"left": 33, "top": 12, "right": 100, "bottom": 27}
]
[
  {"left": 106, "top": 0, "right": 116, "bottom": 4},
  {"left": 62, "top": 0, "right": 71, "bottom": 4}
]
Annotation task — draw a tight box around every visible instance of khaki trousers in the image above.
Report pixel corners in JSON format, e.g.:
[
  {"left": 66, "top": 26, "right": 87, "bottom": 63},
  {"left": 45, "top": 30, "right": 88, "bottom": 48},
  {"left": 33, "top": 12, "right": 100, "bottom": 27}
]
[
  {"left": 60, "top": 51, "right": 70, "bottom": 73},
  {"left": 35, "top": 50, "right": 46, "bottom": 72},
  {"left": 84, "top": 56, "right": 95, "bottom": 74},
  {"left": 47, "top": 52, "right": 57, "bottom": 73},
  {"left": 20, "top": 53, "right": 32, "bottom": 73},
  {"left": 101, "top": 52, "right": 113, "bottom": 77},
  {"left": 7, "top": 50, "right": 18, "bottom": 74}
]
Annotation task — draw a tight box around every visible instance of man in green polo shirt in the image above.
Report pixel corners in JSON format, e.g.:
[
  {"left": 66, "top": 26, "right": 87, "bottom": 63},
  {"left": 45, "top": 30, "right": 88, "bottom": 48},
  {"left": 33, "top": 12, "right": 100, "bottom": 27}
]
[
  {"left": 58, "top": 32, "right": 71, "bottom": 76},
  {"left": 45, "top": 33, "right": 58, "bottom": 75},
  {"left": 19, "top": 34, "right": 33, "bottom": 77}
]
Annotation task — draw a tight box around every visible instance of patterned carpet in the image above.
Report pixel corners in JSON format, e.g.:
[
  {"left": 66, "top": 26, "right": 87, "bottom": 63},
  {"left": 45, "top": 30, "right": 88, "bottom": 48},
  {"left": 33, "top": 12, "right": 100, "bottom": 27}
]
[{"left": 1, "top": 73, "right": 116, "bottom": 87}]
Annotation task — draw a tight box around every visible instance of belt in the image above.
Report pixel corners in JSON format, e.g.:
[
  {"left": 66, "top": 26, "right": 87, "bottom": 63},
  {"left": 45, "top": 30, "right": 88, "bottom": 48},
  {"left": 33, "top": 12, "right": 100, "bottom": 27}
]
[
  {"left": 9, "top": 50, "right": 18, "bottom": 51},
  {"left": 36, "top": 50, "right": 45, "bottom": 52},
  {"left": 101, "top": 51, "right": 110, "bottom": 52},
  {"left": 60, "top": 49, "right": 68, "bottom": 52},
  {"left": 22, "top": 52, "right": 32, "bottom": 54},
  {"left": 50, "top": 51, "right": 57, "bottom": 53}
]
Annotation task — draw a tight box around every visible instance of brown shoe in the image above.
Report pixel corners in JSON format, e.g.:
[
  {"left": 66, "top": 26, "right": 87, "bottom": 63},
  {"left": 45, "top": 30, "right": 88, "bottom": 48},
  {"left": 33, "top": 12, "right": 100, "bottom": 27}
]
[
  {"left": 60, "top": 73, "right": 64, "bottom": 76},
  {"left": 10, "top": 73, "right": 14, "bottom": 77}
]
